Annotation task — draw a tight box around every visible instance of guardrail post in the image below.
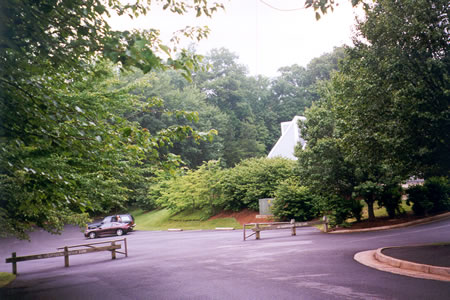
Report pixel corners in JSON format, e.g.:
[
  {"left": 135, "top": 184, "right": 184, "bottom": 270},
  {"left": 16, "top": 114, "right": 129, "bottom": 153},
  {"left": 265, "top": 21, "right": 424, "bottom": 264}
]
[
  {"left": 124, "top": 238, "right": 128, "bottom": 257},
  {"left": 290, "top": 219, "right": 296, "bottom": 236},
  {"left": 12, "top": 252, "right": 17, "bottom": 275},
  {"left": 64, "top": 246, "right": 69, "bottom": 267},
  {"left": 111, "top": 241, "right": 116, "bottom": 259},
  {"left": 255, "top": 224, "right": 260, "bottom": 240}
]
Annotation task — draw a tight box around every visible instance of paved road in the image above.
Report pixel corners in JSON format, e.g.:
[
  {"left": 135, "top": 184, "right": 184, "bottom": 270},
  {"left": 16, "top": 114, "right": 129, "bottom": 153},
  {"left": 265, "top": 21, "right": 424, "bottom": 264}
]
[{"left": 1, "top": 218, "right": 449, "bottom": 300}]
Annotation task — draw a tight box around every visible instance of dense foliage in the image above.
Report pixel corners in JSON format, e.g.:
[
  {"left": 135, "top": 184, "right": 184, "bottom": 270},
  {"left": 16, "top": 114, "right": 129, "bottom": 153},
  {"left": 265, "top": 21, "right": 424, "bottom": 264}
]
[
  {"left": 3, "top": 0, "right": 448, "bottom": 237},
  {"left": 0, "top": 0, "right": 222, "bottom": 239},
  {"left": 220, "top": 157, "right": 296, "bottom": 211},
  {"left": 406, "top": 178, "right": 450, "bottom": 216},
  {"left": 296, "top": 0, "right": 449, "bottom": 222},
  {"left": 271, "top": 179, "right": 319, "bottom": 221},
  {"left": 146, "top": 158, "right": 296, "bottom": 216}
]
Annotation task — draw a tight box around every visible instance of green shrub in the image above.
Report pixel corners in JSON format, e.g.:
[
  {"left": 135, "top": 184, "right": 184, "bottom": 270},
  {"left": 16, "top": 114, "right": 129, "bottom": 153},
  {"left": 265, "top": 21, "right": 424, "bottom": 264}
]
[
  {"left": 378, "top": 184, "right": 403, "bottom": 218},
  {"left": 221, "top": 157, "right": 296, "bottom": 211},
  {"left": 272, "top": 179, "right": 318, "bottom": 221},
  {"left": 425, "top": 177, "right": 450, "bottom": 213},
  {"left": 350, "top": 198, "right": 364, "bottom": 222},
  {"left": 407, "top": 177, "right": 449, "bottom": 216},
  {"left": 315, "top": 195, "right": 361, "bottom": 227}
]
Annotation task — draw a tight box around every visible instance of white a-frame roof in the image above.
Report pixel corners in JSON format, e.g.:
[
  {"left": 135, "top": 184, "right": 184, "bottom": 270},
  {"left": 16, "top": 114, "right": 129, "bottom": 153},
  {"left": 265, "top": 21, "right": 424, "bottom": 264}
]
[{"left": 267, "top": 116, "right": 306, "bottom": 160}]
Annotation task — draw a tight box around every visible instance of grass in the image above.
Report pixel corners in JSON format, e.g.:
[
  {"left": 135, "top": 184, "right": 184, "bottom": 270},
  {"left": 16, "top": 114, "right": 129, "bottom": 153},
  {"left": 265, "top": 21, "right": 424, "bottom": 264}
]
[
  {"left": 131, "top": 208, "right": 241, "bottom": 231},
  {"left": 0, "top": 272, "right": 15, "bottom": 288},
  {"left": 130, "top": 200, "right": 414, "bottom": 231},
  {"left": 346, "top": 199, "right": 413, "bottom": 224}
]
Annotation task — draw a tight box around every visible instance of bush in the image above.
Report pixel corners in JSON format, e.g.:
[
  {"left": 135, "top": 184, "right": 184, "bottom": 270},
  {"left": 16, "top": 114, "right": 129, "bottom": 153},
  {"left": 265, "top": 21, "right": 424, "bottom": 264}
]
[
  {"left": 221, "top": 157, "right": 296, "bottom": 211},
  {"left": 378, "top": 184, "right": 403, "bottom": 218},
  {"left": 315, "top": 195, "right": 362, "bottom": 227},
  {"left": 425, "top": 177, "right": 450, "bottom": 213},
  {"left": 407, "top": 177, "right": 449, "bottom": 216},
  {"left": 272, "top": 179, "right": 318, "bottom": 221}
]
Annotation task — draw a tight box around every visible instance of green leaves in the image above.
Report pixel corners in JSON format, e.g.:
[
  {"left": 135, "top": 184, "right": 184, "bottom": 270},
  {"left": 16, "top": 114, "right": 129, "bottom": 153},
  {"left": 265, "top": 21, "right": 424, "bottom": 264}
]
[{"left": 1, "top": 0, "right": 226, "bottom": 239}]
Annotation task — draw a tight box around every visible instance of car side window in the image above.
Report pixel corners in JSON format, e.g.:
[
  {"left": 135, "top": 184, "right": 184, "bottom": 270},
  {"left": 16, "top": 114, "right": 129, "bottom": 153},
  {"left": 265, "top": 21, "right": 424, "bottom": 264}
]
[{"left": 121, "top": 216, "right": 131, "bottom": 222}]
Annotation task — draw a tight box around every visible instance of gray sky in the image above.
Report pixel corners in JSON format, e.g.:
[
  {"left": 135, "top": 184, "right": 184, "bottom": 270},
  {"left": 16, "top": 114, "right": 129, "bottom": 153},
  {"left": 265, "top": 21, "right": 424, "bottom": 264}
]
[{"left": 110, "top": 0, "right": 362, "bottom": 77}]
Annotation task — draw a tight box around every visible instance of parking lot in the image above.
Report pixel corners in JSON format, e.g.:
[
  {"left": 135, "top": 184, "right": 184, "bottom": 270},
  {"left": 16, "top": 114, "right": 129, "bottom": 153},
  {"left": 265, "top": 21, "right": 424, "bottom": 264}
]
[{"left": 1, "top": 218, "right": 450, "bottom": 299}]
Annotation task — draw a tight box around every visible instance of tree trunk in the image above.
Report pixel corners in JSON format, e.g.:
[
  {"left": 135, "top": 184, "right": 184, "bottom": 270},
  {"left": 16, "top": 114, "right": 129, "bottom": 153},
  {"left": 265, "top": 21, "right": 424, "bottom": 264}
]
[{"left": 367, "top": 200, "right": 375, "bottom": 220}]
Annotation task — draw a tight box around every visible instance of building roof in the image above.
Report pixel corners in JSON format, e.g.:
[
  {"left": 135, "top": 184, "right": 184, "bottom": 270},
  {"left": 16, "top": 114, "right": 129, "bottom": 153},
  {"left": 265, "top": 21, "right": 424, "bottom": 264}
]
[{"left": 267, "top": 116, "right": 306, "bottom": 160}]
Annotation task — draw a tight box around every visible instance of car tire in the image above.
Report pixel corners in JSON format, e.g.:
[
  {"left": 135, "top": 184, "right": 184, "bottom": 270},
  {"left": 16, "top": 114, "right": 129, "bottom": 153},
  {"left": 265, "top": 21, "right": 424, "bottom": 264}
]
[
  {"left": 88, "top": 232, "right": 96, "bottom": 239},
  {"left": 116, "top": 229, "right": 124, "bottom": 236}
]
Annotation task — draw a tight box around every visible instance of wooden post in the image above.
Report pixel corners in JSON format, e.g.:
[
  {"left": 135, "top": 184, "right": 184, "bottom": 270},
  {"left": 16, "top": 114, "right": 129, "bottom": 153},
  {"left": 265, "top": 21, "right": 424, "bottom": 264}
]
[
  {"left": 111, "top": 242, "right": 116, "bottom": 259},
  {"left": 290, "top": 219, "right": 296, "bottom": 236},
  {"left": 64, "top": 247, "right": 69, "bottom": 267},
  {"left": 255, "top": 224, "right": 260, "bottom": 240},
  {"left": 12, "top": 252, "right": 17, "bottom": 275},
  {"left": 243, "top": 225, "right": 246, "bottom": 241},
  {"left": 323, "top": 216, "right": 329, "bottom": 233},
  {"left": 124, "top": 238, "right": 128, "bottom": 257}
]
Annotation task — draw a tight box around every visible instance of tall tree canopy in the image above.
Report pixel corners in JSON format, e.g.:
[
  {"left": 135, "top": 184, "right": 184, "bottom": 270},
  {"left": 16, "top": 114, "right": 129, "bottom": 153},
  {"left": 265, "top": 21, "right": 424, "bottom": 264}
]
[
  {"left": 338, "top": 0, "right": 449, "bottom": 178},
  {"left": 0, "top": 0, "right": 223, "bottom": 239},
  {"left": 297, "top": 0, "right": 449, "bottom": 220}
]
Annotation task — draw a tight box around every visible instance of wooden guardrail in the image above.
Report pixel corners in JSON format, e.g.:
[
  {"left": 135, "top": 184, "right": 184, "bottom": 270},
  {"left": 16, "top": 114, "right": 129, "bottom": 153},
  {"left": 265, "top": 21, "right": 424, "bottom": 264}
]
[
  {"left": 243, "top": 217, "right": 329, "bottom": 241},
  {"left": 5, "top": 238, "right": 127, "bottom": 275}
]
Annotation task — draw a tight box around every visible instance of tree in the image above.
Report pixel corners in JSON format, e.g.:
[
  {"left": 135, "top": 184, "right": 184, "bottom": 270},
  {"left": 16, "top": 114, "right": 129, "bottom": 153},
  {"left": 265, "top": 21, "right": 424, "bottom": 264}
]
[
  {"left": 295, "top": 97, "right": 362, "bottom": 223},
  {"left": 194, "top": 48, "right": 266, "bottom": 166},
  {"left": 300, "top": 0, "right": 449, "bottom": 220},
  {"left": 304, "top": 0, "right": 365, "bottom": 20},
  {"left": 0, "top": 0, "right": 224, "bottom": 239},
  {"left": 338, "top": 0, "right": 449, "bottom": 178},
  {"left": 121, "top": 69, "right": 225, "bottom": 169}
]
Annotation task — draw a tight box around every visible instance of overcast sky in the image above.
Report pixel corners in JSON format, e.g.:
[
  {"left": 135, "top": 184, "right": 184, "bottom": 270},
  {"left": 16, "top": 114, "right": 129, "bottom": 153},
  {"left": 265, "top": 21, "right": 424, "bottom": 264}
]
[{"left": 110, "top": 0, "right": 362, "bottom": 77}]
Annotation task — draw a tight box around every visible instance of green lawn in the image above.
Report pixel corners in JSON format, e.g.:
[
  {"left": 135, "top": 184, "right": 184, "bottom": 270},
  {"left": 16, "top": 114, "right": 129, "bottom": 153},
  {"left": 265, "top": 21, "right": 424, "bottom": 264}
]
[
  {"left": 130, "top": 200, "right": 414, "bottom": 231},
  {"left": 346, "top": 199, "right": 413, "bottom": 223},
  {"left": 132, "top": 208, "right": 242, "bottom": 231},
  {"left": 0, "top": 272, "right": 15, "bottom": 288}
]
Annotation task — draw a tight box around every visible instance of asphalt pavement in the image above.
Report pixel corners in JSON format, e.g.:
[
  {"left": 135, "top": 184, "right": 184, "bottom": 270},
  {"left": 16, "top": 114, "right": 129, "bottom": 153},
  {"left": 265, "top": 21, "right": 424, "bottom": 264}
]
[{"left": 1, "top": 217, "right": 450, "bottom": 300}]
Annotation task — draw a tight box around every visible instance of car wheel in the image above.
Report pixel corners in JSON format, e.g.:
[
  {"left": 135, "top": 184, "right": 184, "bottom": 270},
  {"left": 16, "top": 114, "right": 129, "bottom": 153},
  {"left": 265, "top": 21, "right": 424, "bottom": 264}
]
[
  {"left": 116, "top": 229, "right": 124, "bottom": 236},
  {"left": 88, "top": 232, "right": 96, "bottom": 239}
]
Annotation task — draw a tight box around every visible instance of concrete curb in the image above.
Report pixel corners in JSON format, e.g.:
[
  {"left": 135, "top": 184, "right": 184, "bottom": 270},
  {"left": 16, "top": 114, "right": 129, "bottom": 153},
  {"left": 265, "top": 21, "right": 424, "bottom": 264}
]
[
  {"left": 354, "top": 247, "right": 450, "bottom": 282},
  {"left": 331, "top": 211, "right": 450, "bottom": 234},
  {"left": 375, "top": 247, "right": 450, "bottom": 278},
  {"left": 215, "top": 227, "right": 235, "bottom": 231}
]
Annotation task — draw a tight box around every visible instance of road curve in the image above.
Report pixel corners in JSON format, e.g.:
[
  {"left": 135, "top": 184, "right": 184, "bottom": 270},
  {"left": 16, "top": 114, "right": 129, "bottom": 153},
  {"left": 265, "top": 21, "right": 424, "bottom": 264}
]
[{"left": 1, "top": 218, "right": 450, "bottom": 299}]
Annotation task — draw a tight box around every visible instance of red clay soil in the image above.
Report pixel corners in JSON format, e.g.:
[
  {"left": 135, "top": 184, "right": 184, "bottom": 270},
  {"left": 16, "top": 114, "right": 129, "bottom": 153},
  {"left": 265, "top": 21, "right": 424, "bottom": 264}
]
[
  {"left": 210, "top": 209, "right": 435, "bottom": 230},
  {"left": 209, "top": 209, "right": 273, "bottom": 225}
]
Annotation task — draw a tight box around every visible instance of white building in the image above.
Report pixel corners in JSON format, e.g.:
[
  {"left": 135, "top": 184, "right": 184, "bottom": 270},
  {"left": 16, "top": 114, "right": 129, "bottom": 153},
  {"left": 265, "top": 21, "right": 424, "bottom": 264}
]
[{"left": 267, "top": 116, "right": 306, "bottom": 160}]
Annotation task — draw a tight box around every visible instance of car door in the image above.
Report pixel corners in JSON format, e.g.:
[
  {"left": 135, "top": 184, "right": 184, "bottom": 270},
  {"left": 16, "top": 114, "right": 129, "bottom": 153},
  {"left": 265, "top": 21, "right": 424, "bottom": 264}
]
[{"left": 98, "top": 222, "right": 114, "bottom": 236}]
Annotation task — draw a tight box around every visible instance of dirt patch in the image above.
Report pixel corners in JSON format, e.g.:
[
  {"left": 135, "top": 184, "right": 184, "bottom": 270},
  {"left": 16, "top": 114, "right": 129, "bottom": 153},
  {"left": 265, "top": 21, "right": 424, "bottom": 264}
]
[
  {"left": 211, "top": 210, "right": 448, "bottom": 230},
  {"left": 209, "top": 209, "right": 273, "bottom": 225},
  {"left": 333, "top": 213, "right": 430, "bottom": 231}
]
